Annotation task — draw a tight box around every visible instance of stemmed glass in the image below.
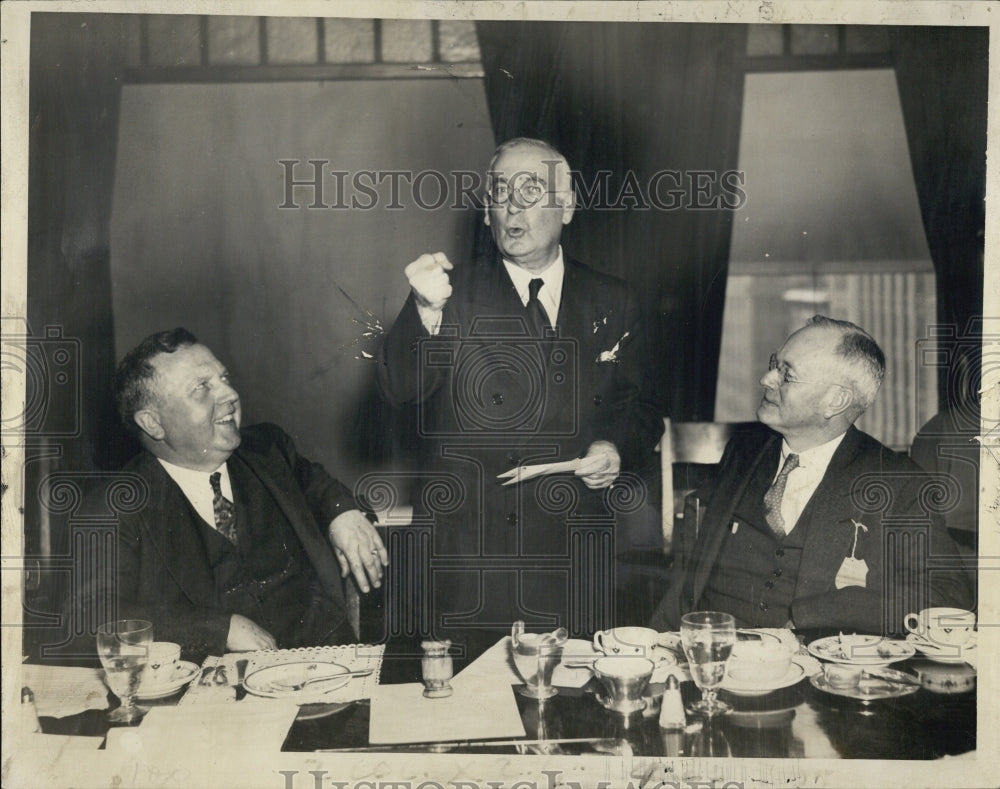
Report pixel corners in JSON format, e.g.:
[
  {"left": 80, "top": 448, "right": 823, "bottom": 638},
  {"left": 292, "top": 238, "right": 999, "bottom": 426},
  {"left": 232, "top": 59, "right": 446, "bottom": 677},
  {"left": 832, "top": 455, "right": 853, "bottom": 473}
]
[
  {"left": 680, "top": 611, "right": 736, "bottom": 717},
  {"left": 97, "top": 619, "right": 153, "bottom": 724}
]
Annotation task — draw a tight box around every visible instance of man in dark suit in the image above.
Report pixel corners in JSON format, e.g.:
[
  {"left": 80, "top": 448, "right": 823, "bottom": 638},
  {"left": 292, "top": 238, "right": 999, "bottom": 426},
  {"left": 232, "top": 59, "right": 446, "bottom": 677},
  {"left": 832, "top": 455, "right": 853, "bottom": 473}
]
[
  {"left": 99, "top": 328, "right": 387, "bottom": 660},
  {"left": 651, "top": 316, "right": 972, "bottom": 635},
  {"left": 377, "top": 138, "right": 663, "bottom": 656}
]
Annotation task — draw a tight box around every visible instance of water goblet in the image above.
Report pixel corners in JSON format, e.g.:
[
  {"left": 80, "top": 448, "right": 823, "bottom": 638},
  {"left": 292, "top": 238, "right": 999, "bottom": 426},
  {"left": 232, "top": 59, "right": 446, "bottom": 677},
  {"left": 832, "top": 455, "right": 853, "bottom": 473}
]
[
  {"left": 680, "top": 611, "right": 736, "bottom": 717},
  {"left": 97, "top": 619, "right": 153, "bottom": 724}
]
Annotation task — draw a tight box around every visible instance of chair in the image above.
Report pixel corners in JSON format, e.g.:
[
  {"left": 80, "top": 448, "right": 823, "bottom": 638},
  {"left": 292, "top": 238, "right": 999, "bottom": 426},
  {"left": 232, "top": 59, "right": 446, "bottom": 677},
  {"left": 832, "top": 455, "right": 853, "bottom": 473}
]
[{"left": 657, "top": 419, "right": 754, "bottom": 552}]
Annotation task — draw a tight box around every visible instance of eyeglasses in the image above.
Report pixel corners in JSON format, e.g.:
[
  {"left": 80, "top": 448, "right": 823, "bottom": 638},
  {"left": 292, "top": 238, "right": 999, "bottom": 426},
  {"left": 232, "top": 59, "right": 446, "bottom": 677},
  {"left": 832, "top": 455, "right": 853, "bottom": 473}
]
[
  {"left": 488, "top": 178, "right": 557, "bottom": 208},
  {"left": 767, "top": 353, "right": 848, "bottom": 389}
]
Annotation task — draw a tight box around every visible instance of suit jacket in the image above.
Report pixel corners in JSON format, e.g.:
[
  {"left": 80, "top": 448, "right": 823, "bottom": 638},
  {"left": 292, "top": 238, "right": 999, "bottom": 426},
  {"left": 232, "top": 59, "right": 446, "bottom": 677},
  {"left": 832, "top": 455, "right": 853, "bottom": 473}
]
[
  {"left": 651, "top": 423, "right": 973, "bottom": 634},
  {"left": 377, "top": 253, "right": 663, "bottom": 636},
  {"left": 102, "top": 423, "right": 357, "bottom": 658}
]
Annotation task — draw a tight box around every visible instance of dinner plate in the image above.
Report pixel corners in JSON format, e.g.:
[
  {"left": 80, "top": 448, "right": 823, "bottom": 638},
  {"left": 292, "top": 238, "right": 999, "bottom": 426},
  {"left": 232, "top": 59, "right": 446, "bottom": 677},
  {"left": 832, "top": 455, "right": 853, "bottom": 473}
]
[
  {"left": 807, "top": 635, "right": 915, "bottom": 666},
  {"left": 906, "top": 633, "right": 977, "bottom": 664},
  {"left": 721, "top": 658, "right": 807, "bottom": 696},
  {"left": 243, "top": 661, "right": 351, "bottom": 700},
  {"left": 809, "top": 671, "right": 919, "bottom": 701},
  {"left": 136, "top": 660, "right": 199, "bottom": 699}
]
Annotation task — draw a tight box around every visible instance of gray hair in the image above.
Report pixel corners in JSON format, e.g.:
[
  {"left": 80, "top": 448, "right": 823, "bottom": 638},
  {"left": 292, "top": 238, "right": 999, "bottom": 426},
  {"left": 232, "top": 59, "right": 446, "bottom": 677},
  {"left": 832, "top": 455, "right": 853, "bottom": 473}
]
[
  {"left": 487, "top": 137, "right": 573, "bottom": 195},
  {"left": 805, "top": 315, "right": 885, "bottom": 411}
]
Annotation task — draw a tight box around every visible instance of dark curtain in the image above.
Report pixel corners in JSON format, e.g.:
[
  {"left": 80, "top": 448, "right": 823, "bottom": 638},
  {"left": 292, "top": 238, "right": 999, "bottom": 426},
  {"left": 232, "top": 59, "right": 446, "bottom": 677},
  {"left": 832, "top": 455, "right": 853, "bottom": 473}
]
[
  {"left": 893, "top": 26, "right": 988, "bottom": 408},
  {"left": 25, "top": 14, "right": 130, "bottom": 658},
  {"left": 475, "top": 22, "right": 747, "bottom": 421}
]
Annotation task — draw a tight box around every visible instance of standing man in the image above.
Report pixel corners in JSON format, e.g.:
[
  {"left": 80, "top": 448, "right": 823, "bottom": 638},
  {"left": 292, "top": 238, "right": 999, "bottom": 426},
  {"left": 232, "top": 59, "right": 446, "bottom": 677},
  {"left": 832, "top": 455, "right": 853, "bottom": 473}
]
[
  {"left": 95, "top": 328, "right": 387, "bottom": 660},
  {"left": 650, "top": 316, "right": 972, "bottom": 634},
  {"left": 378, "top": 138, "right": 663, "bottom": 657}
]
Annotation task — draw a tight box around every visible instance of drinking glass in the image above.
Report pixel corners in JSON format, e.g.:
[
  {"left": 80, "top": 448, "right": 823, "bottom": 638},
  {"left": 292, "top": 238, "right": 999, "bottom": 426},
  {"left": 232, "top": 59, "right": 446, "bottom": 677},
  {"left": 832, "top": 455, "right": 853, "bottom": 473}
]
[
  {"left": 680, "top": 611, "right": 736, "bottom": 717},
  {"left": 97, "top": 619, "right": 153, "bottom": 724}
]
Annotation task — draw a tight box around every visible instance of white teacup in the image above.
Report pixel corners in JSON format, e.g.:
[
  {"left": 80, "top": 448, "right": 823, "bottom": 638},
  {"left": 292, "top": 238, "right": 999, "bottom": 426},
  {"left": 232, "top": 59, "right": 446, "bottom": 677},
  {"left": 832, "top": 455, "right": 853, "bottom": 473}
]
[
  {"left": 904, "top": 607, "right": 976, "bottom": 647},
  {"left": 142, "top": 641, "right": 181, "bottom": 685},
  {"left": 593, "top": 627, "right": 659, "bottom": 657},
  {"left": 727, "top": 640, "right": 795, "bottom": 683}
]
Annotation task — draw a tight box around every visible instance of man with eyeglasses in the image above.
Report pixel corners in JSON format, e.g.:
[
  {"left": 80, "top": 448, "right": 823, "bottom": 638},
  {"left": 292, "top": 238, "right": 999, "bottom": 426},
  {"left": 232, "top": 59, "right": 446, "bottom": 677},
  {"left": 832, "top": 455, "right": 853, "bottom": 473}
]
[
  {"left": 378, "top": 138, "right": 663, "bottom": 659},
  {"left": 650, "top": 316, "right": 972, "bottom": 634}
]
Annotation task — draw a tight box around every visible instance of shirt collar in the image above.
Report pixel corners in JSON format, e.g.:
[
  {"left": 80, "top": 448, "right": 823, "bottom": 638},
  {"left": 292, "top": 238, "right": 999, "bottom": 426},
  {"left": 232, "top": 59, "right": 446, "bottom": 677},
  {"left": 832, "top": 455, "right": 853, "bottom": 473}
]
[
  {"left": 502, "top": 246, "right": 565, "bottom": 306},
  {"left": 780, "top": 431, "right": 846, "bottom": 471},
  {"left": 158, "top": 457, "right": 231, "bottom": 491}
]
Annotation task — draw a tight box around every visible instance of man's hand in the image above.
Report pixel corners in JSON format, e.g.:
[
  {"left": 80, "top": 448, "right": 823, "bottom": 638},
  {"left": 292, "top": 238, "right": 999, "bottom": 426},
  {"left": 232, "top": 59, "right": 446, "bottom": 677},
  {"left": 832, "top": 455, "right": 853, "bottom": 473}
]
[
  {"left": 405, "top": 252, "right": 453, "bottom": 311},
  {"left": 226, "top": 614, "right": 277, "bottom": 652},
  {"left": 328, "top": 510, "right": 388, "bottom": 593},
  {"left": 575, "top": 440, "right": 621, "bottom": 489}
]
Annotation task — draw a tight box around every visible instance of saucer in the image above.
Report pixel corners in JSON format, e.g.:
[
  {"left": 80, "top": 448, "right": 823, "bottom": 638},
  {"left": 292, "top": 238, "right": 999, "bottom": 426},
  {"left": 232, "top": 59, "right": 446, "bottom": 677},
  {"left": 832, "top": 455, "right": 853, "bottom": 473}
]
[
  {"left": 809, "top": 671, "right": 919, "bottom": 701},
  {"left": 807, "top": 634, "right": 914, "bottom": 666},
  {"left": 721, "top": 659, "right": 807, "bottom": 697},
  {"left": 905, "top": 632, "right": 977, "bottom": 664},
  {"left": 136, "top": 660, "right": 199, "bottom": 699}
]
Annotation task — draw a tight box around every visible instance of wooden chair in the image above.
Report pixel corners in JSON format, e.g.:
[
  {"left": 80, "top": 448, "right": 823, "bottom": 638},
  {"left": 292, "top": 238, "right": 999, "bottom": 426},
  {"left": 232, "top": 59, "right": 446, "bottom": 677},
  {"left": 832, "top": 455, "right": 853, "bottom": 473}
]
[{"left": 657, "top": 419, "right": 754, "bottom": 552}]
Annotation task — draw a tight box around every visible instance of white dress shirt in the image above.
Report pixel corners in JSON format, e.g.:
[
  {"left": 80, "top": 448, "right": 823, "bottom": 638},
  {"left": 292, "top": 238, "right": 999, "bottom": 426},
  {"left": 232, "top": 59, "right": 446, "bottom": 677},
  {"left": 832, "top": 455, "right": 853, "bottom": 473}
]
[
  {"left": 773, "top": 433, "right": 846, "bottom": 534},
  {"left": 416, "top": 247, "right": 565, "bottom": 335},
  {"left": 158, "top": 458, "right": 233, "bottom": 531}
]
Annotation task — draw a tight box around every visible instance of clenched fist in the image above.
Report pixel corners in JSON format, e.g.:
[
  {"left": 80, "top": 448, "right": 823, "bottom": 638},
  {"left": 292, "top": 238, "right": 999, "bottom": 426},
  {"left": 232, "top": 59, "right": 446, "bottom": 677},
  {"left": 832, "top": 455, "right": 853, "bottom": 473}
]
[{"left": 405, "top": 252, "right": 453, "bottom": 312}]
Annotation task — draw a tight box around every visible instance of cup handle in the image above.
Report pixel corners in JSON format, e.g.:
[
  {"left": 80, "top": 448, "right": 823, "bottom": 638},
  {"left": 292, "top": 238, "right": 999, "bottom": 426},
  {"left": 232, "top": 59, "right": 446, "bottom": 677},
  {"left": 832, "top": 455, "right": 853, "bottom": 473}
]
[
  {"left": 593, "top": 632, "right": 605, "bottom": 652},
  {"left": 903, "top": 613, "right": 921, "bottom": 635}
]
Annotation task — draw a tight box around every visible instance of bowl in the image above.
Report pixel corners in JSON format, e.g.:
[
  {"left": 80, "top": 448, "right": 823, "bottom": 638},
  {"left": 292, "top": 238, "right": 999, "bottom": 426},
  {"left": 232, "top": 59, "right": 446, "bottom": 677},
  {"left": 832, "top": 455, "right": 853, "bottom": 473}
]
[
  {"left": 727, "top": 640, "right": 795, "bottom": 683},
  {"left": 822, "top": 663, "right": 863, "bottom": 689}
]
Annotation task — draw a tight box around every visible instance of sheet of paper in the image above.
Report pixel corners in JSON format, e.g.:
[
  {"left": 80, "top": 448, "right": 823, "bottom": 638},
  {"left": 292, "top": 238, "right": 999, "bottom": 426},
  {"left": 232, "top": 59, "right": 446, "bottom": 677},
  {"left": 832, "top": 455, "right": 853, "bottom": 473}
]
[
  {"left": 106, "top": 702, "right": 299, "bottom": 757},
  {"left": 21, "top": 665, "right": 109, "bottom": 718},
  {"left": 368, "top": 681, "right": 525, "bottom": 745}
]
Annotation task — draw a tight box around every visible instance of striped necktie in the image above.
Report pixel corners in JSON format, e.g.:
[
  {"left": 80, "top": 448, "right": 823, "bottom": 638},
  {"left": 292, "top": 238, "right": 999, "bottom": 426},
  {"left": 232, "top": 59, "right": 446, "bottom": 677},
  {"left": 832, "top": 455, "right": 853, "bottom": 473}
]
[{"left": 209, "top": 471, "right": 237, "bottom": 544}]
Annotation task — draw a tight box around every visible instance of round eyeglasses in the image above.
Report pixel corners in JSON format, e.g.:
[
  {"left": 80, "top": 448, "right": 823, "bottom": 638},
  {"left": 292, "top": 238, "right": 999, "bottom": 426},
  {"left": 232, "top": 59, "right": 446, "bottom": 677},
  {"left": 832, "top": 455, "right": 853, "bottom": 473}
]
[
  {"left": 767, "top": 354, "right": 848, "bottom": 389},
  {"left": 488, "top": 179, "right": 557, "bottom": 209}
]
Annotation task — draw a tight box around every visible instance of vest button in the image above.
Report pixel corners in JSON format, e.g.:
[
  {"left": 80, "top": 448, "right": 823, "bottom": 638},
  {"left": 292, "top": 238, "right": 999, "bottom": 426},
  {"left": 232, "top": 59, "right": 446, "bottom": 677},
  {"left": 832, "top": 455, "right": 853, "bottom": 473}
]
[
  {"left": 593, "top": 395, "right": 603, "bottom": 406},
  {"left": 775, "top": 548, "right": 785, "bottom": 558},
  {"left": 758, "top": 601, "right": 769, "bottom": 611},
  {"left": 765, "top": 580, "right": 774, "bottom": 589},
  {"left": 506, "top": 513, "right": 518, "bottom": 526},
  {"left": 492, "top": 392, "right": 504, "bottom": 406},
  {"left": 773, "top": 568, "right": 782, "bottom": 577}
]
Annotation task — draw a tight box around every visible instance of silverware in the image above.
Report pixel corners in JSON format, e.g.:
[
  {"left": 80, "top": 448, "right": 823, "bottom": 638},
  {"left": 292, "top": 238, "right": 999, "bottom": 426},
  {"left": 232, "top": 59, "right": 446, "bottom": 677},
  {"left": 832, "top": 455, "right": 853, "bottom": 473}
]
[
  {"left": 862, "top": 667, "right": 920, "bottom": 686},
  {"left": 269, "top": 668, "right": 374, "bottom": 691}
]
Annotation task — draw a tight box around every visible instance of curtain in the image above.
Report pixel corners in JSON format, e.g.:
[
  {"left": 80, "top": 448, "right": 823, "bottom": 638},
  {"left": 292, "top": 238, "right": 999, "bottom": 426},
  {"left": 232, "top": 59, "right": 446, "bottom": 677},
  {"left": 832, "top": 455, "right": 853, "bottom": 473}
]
[
  {"left": 893, "top": 26, "right": 988, "bottom": 408},
  {"left": 476, "top": 22, "right": 747, "bottom": 421}
]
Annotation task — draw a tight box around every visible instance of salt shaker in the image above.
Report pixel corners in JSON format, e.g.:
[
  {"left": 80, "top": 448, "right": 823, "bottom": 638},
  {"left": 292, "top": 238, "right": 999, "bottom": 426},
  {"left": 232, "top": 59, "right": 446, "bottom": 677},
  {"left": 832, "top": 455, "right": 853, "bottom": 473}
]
[
  {"left": 21, "top": 687, "right": 41, "bottom": 733},
  {"left": 421, "top": 640, "right": 453, "bottom": 698},
  {"left": 658, "top": 675, "right": 686, "bottom": 729}
]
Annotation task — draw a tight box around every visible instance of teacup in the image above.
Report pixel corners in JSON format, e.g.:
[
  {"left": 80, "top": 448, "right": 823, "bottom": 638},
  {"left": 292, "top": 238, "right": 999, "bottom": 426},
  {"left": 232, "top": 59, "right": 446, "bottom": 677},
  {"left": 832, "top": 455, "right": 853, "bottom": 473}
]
[
  {"left": 822, "top": 663, "right": 863, "bottom": 690},
  {"left": 904, "top": 607, "right": 976, "bottom": 647},
  {"left": 727, "top": 640, "right": 795, "bottom": 683},
  {"left": 142, "top": 641, "right": 181, "bottom": 685},
  {"left": 593, "top": 626, "right": 659, "bottom": 657},
  {"left": 593, "top": 656, "right": 654, "bottom": 714}
]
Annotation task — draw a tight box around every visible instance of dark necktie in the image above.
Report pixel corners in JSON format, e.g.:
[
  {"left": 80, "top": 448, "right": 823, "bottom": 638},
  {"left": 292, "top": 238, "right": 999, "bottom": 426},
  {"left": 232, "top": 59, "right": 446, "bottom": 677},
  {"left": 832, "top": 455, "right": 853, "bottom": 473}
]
[
  {"left": 763, "top": 453, "right": 799, "bottom": 538},
  {"left": 526, "top": 277, "right": 550, "bottom": 338},
  {"left": 209, "top": 471, "right": 238, "bottom": 544}
]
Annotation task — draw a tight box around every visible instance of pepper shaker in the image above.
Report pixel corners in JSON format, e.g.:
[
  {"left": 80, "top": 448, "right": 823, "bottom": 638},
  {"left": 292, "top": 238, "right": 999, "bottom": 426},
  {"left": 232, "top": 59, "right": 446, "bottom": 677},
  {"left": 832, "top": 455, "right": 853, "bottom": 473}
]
[
  {"left": 421, "top": 640, "right": 453, "bottom": 698},
  {"left": 658, "top": 675, "right": 686, "bottom": 729}
]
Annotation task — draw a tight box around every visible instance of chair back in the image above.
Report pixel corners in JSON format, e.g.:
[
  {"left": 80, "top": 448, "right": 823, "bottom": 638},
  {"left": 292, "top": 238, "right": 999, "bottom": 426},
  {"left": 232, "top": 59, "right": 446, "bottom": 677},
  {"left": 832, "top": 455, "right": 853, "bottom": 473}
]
[{"left": 658, "top": 419, "right": 754, "bottom": 551}]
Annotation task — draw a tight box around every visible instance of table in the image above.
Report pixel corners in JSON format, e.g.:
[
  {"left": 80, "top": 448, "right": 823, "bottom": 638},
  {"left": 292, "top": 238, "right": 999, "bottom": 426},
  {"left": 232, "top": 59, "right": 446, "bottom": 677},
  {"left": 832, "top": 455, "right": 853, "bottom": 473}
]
[{"left": 37, "top": 648, "right": 975, "bottom": 761}]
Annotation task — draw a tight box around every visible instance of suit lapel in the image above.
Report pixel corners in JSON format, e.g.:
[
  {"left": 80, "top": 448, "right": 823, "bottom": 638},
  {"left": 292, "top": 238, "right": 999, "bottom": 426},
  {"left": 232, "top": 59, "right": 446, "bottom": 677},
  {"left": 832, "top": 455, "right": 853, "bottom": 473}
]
[
  {"left": 691, "top": 434, "right": 781, "bottom": 603},
  {"left": 795, "top": 427, "right": 867, "bottom": 596},
  {"left": 233, "top": 445, "right": 343, "bottom": 598},
  {"left": 134, "top": 454, "right": 218, "bottom": 606}
]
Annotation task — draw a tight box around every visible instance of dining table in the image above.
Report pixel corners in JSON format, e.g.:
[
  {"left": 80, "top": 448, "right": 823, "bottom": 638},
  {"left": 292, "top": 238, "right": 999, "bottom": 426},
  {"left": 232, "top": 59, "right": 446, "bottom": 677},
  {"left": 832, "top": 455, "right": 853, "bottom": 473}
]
[{"left": 30, "top": 628, "right": 975, "bottom": 764}]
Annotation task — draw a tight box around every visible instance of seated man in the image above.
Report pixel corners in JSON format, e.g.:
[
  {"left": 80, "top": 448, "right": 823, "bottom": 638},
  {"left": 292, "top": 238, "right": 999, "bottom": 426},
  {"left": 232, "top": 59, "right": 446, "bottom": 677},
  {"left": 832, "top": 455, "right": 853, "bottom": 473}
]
[
  {"left": 651, "top": 316, "right": 972, "bottom": 634},
  {"left": 90, "top": 328, "right": 387, "bottom": 659}
]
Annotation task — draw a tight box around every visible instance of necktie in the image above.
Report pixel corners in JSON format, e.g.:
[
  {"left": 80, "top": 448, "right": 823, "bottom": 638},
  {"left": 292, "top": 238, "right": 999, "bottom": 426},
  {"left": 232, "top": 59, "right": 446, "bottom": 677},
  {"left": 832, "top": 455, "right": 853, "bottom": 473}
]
[
  {"left": 209, "top": 471, "right": 238, "bottom": 544},
  {"left": 763, "top": 453, "right": 799, "bottom": 538},
  {"left": 526, "top": 278, "right": 550, "bottom": 338}
]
